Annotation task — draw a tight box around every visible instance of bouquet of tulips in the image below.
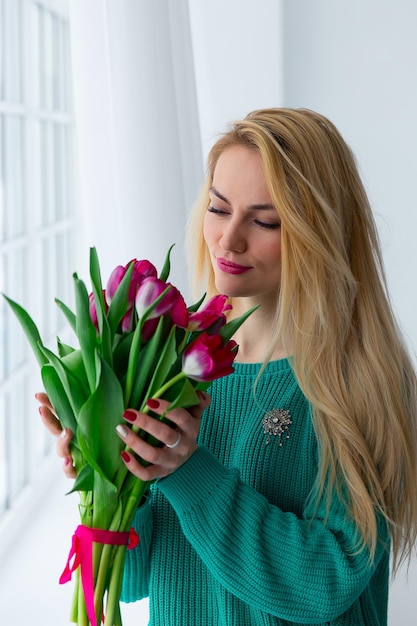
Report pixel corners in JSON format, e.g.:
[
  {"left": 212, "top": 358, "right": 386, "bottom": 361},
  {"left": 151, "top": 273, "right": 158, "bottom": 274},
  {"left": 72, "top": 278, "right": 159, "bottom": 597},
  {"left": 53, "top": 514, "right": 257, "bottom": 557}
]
[{"left": 3, "top": 245, "right": 254, "bottom": 626}]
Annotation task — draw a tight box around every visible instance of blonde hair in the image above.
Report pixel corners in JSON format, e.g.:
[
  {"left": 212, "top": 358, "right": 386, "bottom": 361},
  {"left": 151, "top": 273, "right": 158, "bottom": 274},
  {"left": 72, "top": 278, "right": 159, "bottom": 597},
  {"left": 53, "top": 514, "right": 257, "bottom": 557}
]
[{"left": 187, "top": 108, "right": 417, "bottom": 572}]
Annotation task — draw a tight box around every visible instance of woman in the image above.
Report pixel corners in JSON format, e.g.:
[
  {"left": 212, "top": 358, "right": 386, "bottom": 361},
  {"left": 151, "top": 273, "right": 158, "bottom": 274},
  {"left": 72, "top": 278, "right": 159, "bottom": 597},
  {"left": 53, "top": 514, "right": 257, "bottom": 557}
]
[{"left": 39, "top": 108, "right": 417, "bottom": 625}]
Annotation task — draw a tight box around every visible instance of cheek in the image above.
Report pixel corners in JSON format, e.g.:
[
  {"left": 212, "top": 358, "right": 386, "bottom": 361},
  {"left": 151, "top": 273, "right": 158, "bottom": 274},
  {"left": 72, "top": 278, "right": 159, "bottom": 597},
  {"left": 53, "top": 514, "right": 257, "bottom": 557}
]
[
  {"left": 263, "top": 236, "right": 282, "bottom": 264},
  {"left": 203, "top": 216, "right": 215, "bottom": 248}
]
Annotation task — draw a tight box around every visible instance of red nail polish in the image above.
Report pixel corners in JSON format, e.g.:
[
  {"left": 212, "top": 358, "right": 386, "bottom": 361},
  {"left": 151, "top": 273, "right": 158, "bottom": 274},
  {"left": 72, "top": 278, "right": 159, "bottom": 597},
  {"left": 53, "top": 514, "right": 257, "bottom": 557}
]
[
  {"left": 146, "top": 398, "right": 159, "bottom": 410},
  {"left": 123, "top": 410, "right": 137, "bottom": 422},
  {"left": 121, "top": 451, "right": 130, "bottom": 463}
]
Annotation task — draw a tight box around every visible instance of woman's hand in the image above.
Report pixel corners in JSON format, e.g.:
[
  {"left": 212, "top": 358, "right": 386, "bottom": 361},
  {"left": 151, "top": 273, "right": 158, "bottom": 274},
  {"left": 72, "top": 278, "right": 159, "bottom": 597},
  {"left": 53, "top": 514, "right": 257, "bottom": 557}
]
[
  {"left": 116, "top": 391, "right": 211, "bottom": 482},
  {"left": 35, "top": 392, "right": 76, "bottom": 479}
]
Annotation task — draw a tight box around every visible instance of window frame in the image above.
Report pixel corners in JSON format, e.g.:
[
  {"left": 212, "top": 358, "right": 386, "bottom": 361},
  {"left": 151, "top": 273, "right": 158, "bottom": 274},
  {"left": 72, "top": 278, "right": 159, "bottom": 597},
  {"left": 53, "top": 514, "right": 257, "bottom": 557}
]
[{"left": 0, "top": 0, "right": 76, "bottom": 529}]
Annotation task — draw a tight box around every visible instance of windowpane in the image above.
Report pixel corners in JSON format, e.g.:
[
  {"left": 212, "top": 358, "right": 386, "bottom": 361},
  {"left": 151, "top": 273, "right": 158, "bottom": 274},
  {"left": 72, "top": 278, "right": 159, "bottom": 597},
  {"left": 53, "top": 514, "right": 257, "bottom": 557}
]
[
  {"left": 41, "top": 120, "right": 55, "bottom": 224},
  {"left": 0, "top": 0, "right": 73, "bottom": 524},
  {"left": 56, "top": 230, "right": 73, "bottom": 313},
  {"left": 62, "top": 21, "right": 72, "bottom": 112},
  {"left": 0, "top": 0, "right": 4, "bottom": 98},
  {"left": 2, "top": 0, "right": 22, "bottom": 102},
  {"left": 0, "top": 392, "right": 6, "bottom": 514},
  {"left": 42, "top": 7, "right": 54, "bottom": 109},
  {"left": 5, "top": 250, "right": 26, "bottom": 374},
  {"left": 0, "top": 255, "right": 4, "bottom": 378},
  {"left": 2, "top": 115, "right": 24, "bottom": 238},
  {"left": 54, "top": 124, "right": 65, "bottom": 219},
  {"left": 8, "top": 381, "right": 27, "bottom": 500},
  {"left": 30, "top": 1, "right": 41, "bottom": 107},
  {"left": 41, "top": 235, "right": 58, "bottom": 336},
  {"left": 0, "top": 116, "right": 4, "bottom": 240}
]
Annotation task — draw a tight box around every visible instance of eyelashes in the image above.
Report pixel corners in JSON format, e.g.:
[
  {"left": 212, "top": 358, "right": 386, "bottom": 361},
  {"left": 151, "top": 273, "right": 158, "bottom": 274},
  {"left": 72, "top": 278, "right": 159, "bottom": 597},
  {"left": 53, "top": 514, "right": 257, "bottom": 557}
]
[{"left": 207, "top": 206, "right": 281, "bottom": 231}]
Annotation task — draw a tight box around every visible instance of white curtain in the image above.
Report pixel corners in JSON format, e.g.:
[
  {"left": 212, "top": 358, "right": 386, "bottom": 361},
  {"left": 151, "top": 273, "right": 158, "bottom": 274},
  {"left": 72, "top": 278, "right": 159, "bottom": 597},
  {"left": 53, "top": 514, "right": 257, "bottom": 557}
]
[
  {"left": 68, "top": 0, "right": 283, "bottom": 296},
  {"left": 68, "top": 0, "right": 203, "bottom": 294}
]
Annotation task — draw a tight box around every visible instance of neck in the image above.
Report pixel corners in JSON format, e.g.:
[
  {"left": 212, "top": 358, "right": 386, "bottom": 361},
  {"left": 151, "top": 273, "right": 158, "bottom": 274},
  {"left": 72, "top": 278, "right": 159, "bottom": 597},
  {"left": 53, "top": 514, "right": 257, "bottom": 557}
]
[{"left": 229, "top": 296, "right": 287, "bottom": 364}]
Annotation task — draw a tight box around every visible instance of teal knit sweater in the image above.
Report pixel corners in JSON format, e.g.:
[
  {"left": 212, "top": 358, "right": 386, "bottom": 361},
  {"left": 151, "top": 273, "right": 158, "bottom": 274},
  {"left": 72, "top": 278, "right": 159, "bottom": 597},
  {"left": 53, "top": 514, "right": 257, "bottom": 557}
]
[{"left": 121, "top": 359, "right": 389, "bottom": 625}]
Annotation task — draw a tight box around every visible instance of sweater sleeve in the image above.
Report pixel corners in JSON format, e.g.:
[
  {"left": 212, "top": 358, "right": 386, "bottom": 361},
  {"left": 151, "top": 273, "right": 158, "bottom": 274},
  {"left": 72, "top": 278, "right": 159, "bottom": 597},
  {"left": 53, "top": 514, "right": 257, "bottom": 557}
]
[
  {"left": 157, "top": 446, "right": 389, "bottom": 624},
  {"left": 120, "top": 496, "right": 154, "bottom": 603}
]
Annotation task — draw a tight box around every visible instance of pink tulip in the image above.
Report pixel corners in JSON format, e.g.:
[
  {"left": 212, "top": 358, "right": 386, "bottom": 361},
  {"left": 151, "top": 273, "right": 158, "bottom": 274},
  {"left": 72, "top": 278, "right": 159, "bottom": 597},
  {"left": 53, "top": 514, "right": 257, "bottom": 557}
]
[
  {"left": 106, "top": 259, "right": 158, "bottom": 304},
  {"left": 105, "top": 259, "right": 158, "bottom": 333},
  {"left": 188, "top": 295, "right": 232, "bottom": 332},
  {"left": 106, "top": 266, "right": 126, "bottom": 302},
  {"left": 135, "top": 277, "right": 188, "bottom": 328},
  {"left": 89, "top": 290, "right": 109, "bottom": 330},
  {"left": 182, "top": 333, "right": 238, "bottom": 382}
]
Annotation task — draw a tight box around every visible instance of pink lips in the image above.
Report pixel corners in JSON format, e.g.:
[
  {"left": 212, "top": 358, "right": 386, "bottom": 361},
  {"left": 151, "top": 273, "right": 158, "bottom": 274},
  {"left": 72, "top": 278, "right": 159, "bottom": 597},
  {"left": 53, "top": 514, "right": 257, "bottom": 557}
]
[{"left": 216, "top": 258, "right": 252, "bottom": 275}]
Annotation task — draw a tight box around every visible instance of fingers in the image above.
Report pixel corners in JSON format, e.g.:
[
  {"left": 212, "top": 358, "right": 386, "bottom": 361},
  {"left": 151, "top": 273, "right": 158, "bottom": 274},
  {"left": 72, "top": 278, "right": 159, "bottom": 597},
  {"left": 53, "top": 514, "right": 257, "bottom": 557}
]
[
  {"left": 35, "top": 391, "right": 76, "bottom": 478},
  {"left": 116, "top": 392, "right": 211, "bottom": 481},
  {"left": 35, "top": 392, "right": 55, "bottom": 413},
  {"left": 62, "top": 445, "right": 77, "bottom": 479}
]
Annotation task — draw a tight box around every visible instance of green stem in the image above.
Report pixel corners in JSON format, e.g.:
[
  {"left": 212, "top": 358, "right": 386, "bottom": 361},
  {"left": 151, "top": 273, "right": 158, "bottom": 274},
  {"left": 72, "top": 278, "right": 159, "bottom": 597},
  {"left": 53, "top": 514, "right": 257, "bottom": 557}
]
[
  {"left": 77, "top": 573, "right": 88, "bottom": 626},
  {"left": 103, "top": 545, "right": 127, "bottom": 626},
  {"left": 95, "top": 478, "right": 150, "bottom": 625},
  {"left": 178, "top": 330, "right": 191, "bottom": 354},
  {"left": 146, "top": 371, "right": 186, "bottom": 404},
  {"left": 70, "top": 567, "right": 79, "bottom": 623}
]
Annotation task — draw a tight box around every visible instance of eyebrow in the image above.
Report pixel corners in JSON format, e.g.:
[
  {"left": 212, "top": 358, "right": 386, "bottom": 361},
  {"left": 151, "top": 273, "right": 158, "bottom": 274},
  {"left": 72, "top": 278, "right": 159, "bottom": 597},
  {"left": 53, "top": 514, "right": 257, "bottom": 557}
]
[{"left": 209, "top": 186, "right": 276, "bottom": 211}]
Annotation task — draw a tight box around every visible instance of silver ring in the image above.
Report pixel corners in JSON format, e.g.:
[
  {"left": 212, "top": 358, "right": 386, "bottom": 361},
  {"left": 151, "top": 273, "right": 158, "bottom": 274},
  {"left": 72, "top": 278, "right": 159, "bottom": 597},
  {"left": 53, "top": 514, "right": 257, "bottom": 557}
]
[{"left": 166, "top": 431, "right": 181, "bottom": 449}]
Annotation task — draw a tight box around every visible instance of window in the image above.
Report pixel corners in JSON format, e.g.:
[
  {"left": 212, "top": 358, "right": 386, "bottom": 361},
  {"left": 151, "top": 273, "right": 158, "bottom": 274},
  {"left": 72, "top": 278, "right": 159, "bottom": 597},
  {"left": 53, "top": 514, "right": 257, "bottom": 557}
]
[{"left": 0, "top": 0, "right": 75, "bottom": 518}]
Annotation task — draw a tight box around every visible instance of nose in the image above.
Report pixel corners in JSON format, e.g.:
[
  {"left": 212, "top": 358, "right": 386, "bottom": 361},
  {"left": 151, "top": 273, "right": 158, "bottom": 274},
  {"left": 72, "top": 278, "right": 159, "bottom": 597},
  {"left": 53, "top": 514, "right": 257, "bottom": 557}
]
[{"left": 220, "top": 218, "right": 246, "bottom": 253}]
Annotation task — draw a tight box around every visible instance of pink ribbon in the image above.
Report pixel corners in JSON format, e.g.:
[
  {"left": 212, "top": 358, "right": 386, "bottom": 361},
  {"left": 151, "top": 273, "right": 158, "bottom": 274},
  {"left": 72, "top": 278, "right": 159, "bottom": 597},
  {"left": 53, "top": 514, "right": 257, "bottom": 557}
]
[{"left": 60, "top": 524, "right": 139, "bottom": 626}]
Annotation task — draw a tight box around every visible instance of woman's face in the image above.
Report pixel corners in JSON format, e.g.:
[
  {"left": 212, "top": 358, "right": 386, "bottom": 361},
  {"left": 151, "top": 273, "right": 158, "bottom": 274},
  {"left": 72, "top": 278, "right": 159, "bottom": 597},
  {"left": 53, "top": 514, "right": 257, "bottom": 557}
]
[{"left": 203, "top": 145, "right": 282, "bottom": 305}]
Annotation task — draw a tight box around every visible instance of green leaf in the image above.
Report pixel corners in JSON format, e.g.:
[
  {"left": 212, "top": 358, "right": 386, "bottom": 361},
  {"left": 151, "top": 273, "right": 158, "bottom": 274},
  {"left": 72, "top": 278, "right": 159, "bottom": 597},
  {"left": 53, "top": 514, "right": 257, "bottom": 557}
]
[
  {"left": 107, "top": 263, "right": 134, "bottom": 336},
  {"left": 40, "top": 345, "right": 89, "bottom": 415},
  {"left": 128, "top": 317, "right": 166, "bottom": 409},
  {"left": 41, "top": 364, "right": 78, "bottom": 435},
  {"left": 77, "top": 357, "right": 125, "bottom": 486},
  {"left": 89, "top": 247, "right": 113, "bottom": 367},
  {"left": 61, "top": 349, "right": 91, "bottom": 397},
  {"left": 124, "top": 292, "right": 175, "bottom": 405},
  {"left": 55, "top": 298, "right": 77, "bottom": 334},
  {"left": 57, "top": 338, "right": 76, "bottom": 358},
  {"left": 112, "top": 332, "right": 134, "bottom": 378},
  {"left": 74, "top": 273, "right": 99, "bottom": 392},
  {"left": 123, "top": 317, "right": 145, "bottom": 407},
  {"left": 3, "top": 294, "right": 47, "bottom": 367},
  {"left": 92, "top": 472, "right": 121, "bottom": 528},
  {"left": 159, "top": 243, "right": 175, "bottom": 282},
  {"left": 167, "top": 378, "right": 200, "bottom": 411},
  {"left": 186, "top": 292, "right": 206, "bottom": 313},
  {"left": 69, "top": 463, "right": 94, "bottom": 493},
  {"left": 143, "top": 325, "right": 177, "bottom": 403},
  {"left": 219, "top": 304, "right": 259, "bottom": 343}
]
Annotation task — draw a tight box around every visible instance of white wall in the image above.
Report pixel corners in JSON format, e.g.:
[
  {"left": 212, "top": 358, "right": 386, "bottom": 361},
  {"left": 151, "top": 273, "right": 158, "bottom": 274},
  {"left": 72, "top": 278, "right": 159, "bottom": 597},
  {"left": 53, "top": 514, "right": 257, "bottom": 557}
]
[
  {"left": 283, "top": 0, "right": 417, "bottom": 362},
  {"left": 188, "top": 0, "right": 284, "bottom": 160},
  {"left": 282, "top": 1, "right": 417, "bottom": 622}
]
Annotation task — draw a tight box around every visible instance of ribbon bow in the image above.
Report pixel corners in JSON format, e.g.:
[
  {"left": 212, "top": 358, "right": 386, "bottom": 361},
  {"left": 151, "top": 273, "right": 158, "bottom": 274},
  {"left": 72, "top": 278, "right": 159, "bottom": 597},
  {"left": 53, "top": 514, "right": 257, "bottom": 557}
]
[{"left": 60, "top": 524, "right": 139, "bottom": 626}]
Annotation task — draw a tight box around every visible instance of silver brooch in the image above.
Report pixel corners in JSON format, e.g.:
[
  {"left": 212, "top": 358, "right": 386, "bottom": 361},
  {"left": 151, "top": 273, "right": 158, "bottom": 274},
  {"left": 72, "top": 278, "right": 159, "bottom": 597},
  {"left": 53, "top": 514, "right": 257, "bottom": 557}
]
[{"left": 262, "top": 409, "right": 292, "bottom": 445}]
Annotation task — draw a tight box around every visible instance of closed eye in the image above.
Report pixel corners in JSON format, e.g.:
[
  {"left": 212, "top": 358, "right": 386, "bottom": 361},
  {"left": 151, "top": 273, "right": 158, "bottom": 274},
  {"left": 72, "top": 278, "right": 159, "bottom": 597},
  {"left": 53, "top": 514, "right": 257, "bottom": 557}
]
[
  {"left": 207, "top": 206, "right": 229, "bottom": 216},
  {"left": 254, "top": 220, "right": 281, "bottom": 230}
]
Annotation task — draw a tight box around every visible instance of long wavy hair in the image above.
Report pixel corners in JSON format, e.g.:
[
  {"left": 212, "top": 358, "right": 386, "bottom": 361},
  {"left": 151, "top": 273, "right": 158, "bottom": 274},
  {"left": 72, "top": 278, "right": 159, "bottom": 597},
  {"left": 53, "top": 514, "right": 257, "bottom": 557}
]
[{"left": 187, "top": 108, "right": 417, "bottom": 572}]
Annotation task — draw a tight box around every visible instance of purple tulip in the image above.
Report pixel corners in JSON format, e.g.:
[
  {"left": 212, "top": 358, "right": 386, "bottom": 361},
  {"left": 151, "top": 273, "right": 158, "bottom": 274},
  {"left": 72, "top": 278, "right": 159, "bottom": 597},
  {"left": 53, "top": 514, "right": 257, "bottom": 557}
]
[
  {"left": 89, "top": 290, "right": 109, "bottom": 330},
  {"left": 105, "top": 259, "right": 158, "bottom": 332},
  {"left": 188, "top": 295, "right": 232, "bottom": 332},
  {"left": 106, "top": 265, "right": 126, "bottom": 303},
  {"left": 106, "top": 259, "right": 158, "bottom": 305},
  {"left": 135, "top": 277, "right": 188, "bottom": 328},
  {"left": 182, "top": 333, "right": 238, "bottom": 382}
]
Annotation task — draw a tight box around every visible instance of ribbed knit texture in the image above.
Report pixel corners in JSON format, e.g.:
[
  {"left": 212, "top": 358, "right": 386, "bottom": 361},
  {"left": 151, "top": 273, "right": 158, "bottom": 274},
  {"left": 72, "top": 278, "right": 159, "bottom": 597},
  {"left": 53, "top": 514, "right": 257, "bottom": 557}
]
[{"left": 121, "top": 359, "right": 389, "bottom": 625}]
